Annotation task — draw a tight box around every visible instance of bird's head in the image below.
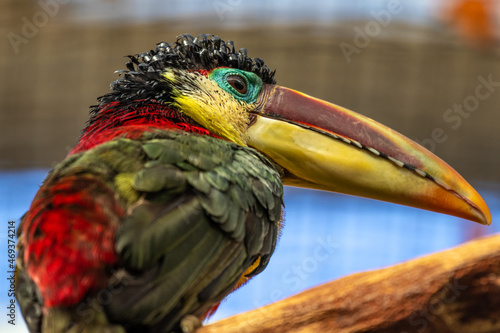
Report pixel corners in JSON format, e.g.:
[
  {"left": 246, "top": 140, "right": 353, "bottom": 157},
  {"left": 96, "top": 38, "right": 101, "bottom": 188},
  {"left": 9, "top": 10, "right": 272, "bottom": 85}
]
[{"left": 83, "top": 33, "right": 491, "bottom": 225}]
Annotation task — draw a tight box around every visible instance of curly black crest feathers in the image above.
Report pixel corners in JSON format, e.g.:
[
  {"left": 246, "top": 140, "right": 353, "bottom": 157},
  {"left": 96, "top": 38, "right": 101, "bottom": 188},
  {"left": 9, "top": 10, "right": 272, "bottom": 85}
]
[
  {"left": 124, "top": 34, "right": 276, "bottom": 84},
  {"left": 94, "top": 34, "right": 275, "bottom": 110}
]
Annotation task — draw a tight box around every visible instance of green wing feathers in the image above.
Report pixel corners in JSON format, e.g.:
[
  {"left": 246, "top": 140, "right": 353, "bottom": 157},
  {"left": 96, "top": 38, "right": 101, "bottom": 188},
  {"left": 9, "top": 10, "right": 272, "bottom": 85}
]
[{"left": 17, "top": 130, "right": 283, "bottom": 332}]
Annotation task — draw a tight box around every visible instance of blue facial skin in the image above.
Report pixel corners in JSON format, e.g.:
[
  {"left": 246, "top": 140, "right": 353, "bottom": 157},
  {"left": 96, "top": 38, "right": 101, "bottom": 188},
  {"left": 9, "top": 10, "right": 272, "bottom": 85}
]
[{"left": 209, "top": 68, "right": 263, "bottom": 104}]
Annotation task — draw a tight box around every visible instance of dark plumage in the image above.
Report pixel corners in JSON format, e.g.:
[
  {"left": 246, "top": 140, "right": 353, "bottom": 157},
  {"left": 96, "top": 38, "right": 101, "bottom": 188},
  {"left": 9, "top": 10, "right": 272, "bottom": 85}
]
[{"left": 17, "top": 34, "right": 283, "bottom": 333}]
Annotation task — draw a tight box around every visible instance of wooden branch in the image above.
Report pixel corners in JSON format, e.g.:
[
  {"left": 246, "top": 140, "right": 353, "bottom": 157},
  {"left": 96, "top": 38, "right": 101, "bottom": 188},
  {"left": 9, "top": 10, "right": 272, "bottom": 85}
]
[{"left": 198, "top": 233, "right": 500, "bottom": 333}]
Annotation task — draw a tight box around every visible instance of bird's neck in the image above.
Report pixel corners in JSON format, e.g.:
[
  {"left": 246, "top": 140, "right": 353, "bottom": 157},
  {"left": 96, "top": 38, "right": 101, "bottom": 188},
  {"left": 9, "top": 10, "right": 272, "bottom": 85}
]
[{"left": 70, "top": 100, "right": 217, "bottom": 155}]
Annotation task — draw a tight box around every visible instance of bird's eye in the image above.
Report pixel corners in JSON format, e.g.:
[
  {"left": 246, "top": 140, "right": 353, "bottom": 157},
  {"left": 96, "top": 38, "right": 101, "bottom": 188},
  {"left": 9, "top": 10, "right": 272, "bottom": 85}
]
[
  {"left": 226, "top": 75, "right": 248, "bottom": 94},
  {"left": 209, "top": 68, "right": 261, "bottom": 103}
]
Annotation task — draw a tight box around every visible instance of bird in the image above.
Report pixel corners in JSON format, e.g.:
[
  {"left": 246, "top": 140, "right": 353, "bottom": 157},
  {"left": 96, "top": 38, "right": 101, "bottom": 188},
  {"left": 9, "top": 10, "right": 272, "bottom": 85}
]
[{"left": 15, "top": 33, "right": 491, "bottom": 333}]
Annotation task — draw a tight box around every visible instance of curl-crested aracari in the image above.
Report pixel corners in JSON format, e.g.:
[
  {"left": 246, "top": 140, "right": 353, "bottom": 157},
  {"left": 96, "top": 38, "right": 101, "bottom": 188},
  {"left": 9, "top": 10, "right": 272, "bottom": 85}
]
[{"left": 16, "top": 34, "right": 491, "bottom": 333}]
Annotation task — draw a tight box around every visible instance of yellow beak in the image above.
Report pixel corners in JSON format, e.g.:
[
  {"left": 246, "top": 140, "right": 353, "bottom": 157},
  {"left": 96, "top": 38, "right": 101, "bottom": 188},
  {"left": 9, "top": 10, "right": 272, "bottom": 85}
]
[{"left": 247, "top": 85, "right": 491, "bottom": 225}]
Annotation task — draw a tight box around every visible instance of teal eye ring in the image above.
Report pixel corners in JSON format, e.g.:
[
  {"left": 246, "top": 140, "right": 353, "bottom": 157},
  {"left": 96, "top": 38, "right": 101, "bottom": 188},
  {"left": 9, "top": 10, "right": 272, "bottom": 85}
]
[{"left": 209, "top": 68, "right": 263, "bottom": 104}]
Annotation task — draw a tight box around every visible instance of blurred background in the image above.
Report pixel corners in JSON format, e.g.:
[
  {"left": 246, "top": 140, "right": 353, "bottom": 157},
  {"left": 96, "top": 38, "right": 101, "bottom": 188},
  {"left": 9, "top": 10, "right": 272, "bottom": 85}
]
[{"left": 1, "top": 0, "right": 500, "bottom": 331}]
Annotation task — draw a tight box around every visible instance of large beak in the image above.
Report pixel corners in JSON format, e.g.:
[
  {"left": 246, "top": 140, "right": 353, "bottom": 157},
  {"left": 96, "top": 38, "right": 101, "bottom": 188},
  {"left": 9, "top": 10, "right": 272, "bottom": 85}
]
[{"left": 247, "top": 85, "right": 491, "bottom": 225}]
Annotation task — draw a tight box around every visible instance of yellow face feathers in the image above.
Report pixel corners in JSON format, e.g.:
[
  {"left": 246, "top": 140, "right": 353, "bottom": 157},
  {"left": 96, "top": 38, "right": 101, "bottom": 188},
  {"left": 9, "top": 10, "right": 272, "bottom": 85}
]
[{"left": 162, "top": 69, "right": 251, "bottom": 146}]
